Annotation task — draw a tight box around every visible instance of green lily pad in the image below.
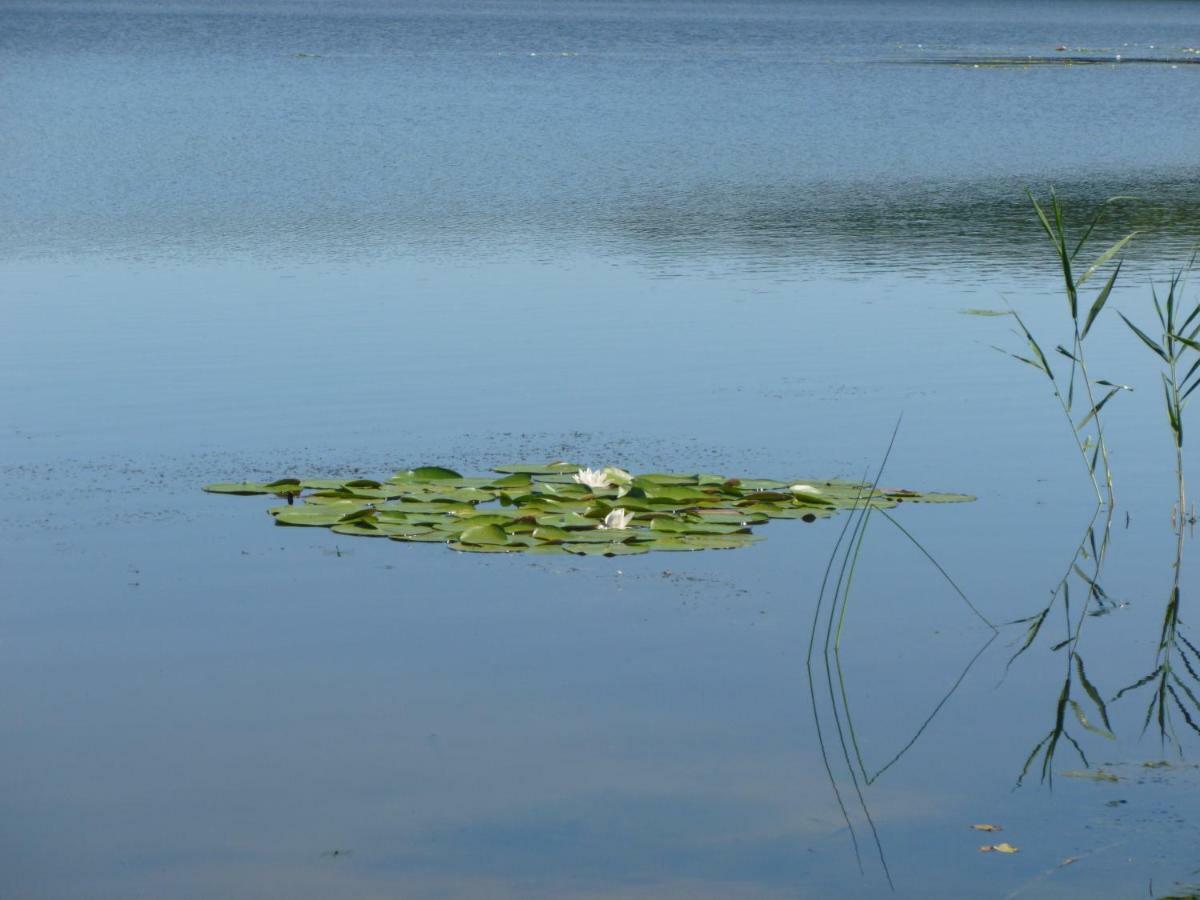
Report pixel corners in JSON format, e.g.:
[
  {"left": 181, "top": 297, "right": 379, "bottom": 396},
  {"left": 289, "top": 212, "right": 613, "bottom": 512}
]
[
  {"left": 319, "top": 486, "right": 407, "bottom": 500},
  {"left": 207, "top": 462, "right": 972, "bottom": 556},
  {"left": 294, "top": 493, "right": 362, "bottom": 506},
  {"left": 411, "top": 489, "right": 493, "bottom": 504},
  {"left": 649, "top": 518, "right": 749, "bottom": 535},
  {"left": 562, "top": 542, "right": 650, "bottom": 557},
  {"left": 689, "top": 508, "right": 770, "bottom": 525},
  {"left": 449, "top": 513, "right": 529, "bottom": 528},
  {"left": 458, "top": 524, "right": 511, "bottom": 545},
  {"left": 204, "top": 480, "right": 302, "bottom": 495},
  {"left": 388, "top": 532, "right": 451, "bottom": 543},
  {"left": 531, "top": 525, "right": 572, "bottom": 543},
  {"left": 376, "top": 501, "right": 475, "bottom": 515},
  {"left": 633, "top": 473, "right": 700, "bottom": 485},
  {"left": 732, "top": 478, "right": 791, "bottom": 490},
  {"left": 534, "top": 513, "right": 602, "bottom": 530},
  {"left": 488, "top": 472, "right": 533, "bottom": 488},
  {"left": 525, "top": 544, "right": 569, "bottom": 556},
  {"left": 637, "top": 484, "right": 714, "bottom": 502},
  {"left": 753, "top": 504, "right": 835, "bottom": 520},
  {"left": 648, "top": 534, "right": 763, "bottom": 551},
  {"left": 393, "top": 466, "right": 463, "bottom": 481},
  {"left": 272, "top": 506, "right": 370, "bottom": 527},
  {"left": 331, "top": 521, "right": 434, "bottom": 538},
  {"left": 300, "top": 478, "right": 361, "bottom": 491},
  {"left": 889, "top": 490, "right": 976, "bottom": 504},
  {"left": 397, "top": 514, "right": 460, "bottom": 526},
  {"left": 204, "top": 482, "right": 271, "bottom": 495},
  {"left": 448, "top": 541, "right": 524, "bottom": 553},
  {"left": 531, "top": 475, "right": 589, "bottom": 487},
  {"left": 552, "top": 528, "right": 640, "bottom": 543}
]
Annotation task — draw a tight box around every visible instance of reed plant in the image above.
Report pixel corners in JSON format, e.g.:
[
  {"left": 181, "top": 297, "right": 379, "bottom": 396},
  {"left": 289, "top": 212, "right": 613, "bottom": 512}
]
[
  {"left": 1118, "top": 256, "right": 1200, "bottom": 524},
  {"left": 1001, "top": 190, "right": 1136, "bottom": 507}
]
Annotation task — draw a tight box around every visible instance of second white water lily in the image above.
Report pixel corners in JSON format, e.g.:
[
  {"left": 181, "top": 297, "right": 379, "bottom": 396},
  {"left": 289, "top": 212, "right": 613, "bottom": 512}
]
[
  {"left": 598, "top": 508, "right": 635, "bottom": 530},
  {"left": 573, "top": 467, "right": 614, "bottom": 489}
]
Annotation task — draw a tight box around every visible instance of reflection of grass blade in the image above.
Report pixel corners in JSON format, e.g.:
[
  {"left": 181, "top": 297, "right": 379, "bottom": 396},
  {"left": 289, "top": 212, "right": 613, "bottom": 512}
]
[
  {"left": 1074, "top": 655, "right": 1113, "bottom": 734},
  {"left": 863, "top": 632, "right": 997, "bottom": 783},
  {"left": 1017, "top": 734, "right": 1051, "bottom": 785},
  {"left": 1112, "top": 669, "right": 1159, "bottom": 702},
  {"left": 1068, "top": 699, "right": 1115, "bottom": 740},
  {"left": 1170, "top": 674, "right": 1200, "bottom": 720},
  {"left": 1167, "top": 686, "right": 1200, "bottom": 738},
  {"left": 1012, "top": 511, "right": 1116, "bottom": 786},
  {"left": 1007, "top": 608, "right": 1050, "bottom": 668},
  {"left": 807, "top": 423, "right": 906, "bottom": 892},
  {"left": 876, "top": 509, "right": 996, "bottom": 631},
  {"left": 1179, "top": 631, "right": 1200, "bottom": 669},
  {"left": 804, "top": 652, "right": 863, "bottom": 874},
  {"left": 806, "top": 472, "right": 875, "bottom": 877}
]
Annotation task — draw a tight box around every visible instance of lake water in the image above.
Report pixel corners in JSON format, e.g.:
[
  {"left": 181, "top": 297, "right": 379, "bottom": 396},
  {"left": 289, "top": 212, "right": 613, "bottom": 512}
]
[{"left": 4, "top": 1, "right": 1200, "bottom": 897}]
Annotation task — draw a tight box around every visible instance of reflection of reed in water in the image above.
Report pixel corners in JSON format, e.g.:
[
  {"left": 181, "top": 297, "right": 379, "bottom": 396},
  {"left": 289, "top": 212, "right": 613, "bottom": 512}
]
[
  {"left": 1113, "top": 524, "right": 1200, "bottom": 747},
  {"left": 805, "top": 424, "right": 997, "bottom": 888},
  {"left": 1010, "top": 508, "right": 1119, "bottom": 786},
  {"left": 609, "top": 174, "right": 1200, "bottom": 276}
]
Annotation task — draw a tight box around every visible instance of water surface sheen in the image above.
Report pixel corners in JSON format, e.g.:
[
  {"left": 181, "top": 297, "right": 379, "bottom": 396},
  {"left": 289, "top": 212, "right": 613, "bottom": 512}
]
[
  {"left": 3, "top": 1, "right": 1200, "bottom": 898},
  {"left": 3, "top": 0, "right": 1199, "bottom": 267}
]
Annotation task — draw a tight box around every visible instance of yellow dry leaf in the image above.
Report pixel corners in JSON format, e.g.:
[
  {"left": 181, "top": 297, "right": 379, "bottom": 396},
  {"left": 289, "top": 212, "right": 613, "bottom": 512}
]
[
  {"left": 979, "top": 842, "right": 1020, "bottom": 854},
  {"left": 970, "top": 824, "right": 1002, "bottom": 832}
]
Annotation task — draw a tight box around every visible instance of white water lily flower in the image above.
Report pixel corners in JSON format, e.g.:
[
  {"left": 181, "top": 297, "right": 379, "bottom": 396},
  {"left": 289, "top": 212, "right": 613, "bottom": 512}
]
[
  {"left": 789, "top": 483, "right": 822, "bottom": 495},
  {"left": 599, "top": 508, "right": 634, "bottom": 530},
  {"left": 573, "top": 467, "right": 614, "bottom": 489}
]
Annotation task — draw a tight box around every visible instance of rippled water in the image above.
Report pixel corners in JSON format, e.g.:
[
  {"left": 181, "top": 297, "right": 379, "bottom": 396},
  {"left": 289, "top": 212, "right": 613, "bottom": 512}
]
[{"left": 4, "top": 1, "right": 1200, "bottom": 897}]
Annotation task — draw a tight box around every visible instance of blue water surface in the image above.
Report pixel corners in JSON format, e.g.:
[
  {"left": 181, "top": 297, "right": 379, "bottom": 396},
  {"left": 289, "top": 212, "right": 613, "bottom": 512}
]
[{"left": 3, "top": 1, "right": 1200, "bottom": 897}]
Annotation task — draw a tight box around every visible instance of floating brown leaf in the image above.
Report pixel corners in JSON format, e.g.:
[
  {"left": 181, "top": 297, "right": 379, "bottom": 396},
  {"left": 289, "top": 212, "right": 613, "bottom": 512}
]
[{"left": 1060, "top": 768, "right": 1120, "bottom": 782}]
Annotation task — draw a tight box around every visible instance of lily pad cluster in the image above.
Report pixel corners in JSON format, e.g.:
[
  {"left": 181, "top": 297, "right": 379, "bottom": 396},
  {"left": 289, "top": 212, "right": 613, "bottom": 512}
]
[{"left": 203, "top": 462, "right": 972, "bottom": 556}]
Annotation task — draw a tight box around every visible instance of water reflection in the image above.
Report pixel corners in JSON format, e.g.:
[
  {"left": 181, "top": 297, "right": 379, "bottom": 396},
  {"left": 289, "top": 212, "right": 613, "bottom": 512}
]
[
  {"left": 607, "top": 172, "right": 1200, "bottom": 277},
  {"left": 1114, "top": 523, "right": 1200, "bottom": 748},
  {"left": 806, "top": 440, "right": 997, "bottom": 886},
  {"left": 1010, "top": 508, "right": 1119, "bottom": 786},
  {"left": 805, "top": 463, "right": 1200, "bottom": 891}
]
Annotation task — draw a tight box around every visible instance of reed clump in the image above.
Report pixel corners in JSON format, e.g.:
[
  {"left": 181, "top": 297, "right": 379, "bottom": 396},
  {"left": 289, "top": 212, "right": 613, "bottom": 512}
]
[{"left": 1000, "top": 190, "right": 1136, "bottom": 507}]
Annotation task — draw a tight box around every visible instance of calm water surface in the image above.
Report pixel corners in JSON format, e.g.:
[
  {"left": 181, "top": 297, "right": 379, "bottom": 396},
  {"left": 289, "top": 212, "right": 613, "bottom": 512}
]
[{"left": 4, "top": 1, "right": 1200, "bottom": 897}]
